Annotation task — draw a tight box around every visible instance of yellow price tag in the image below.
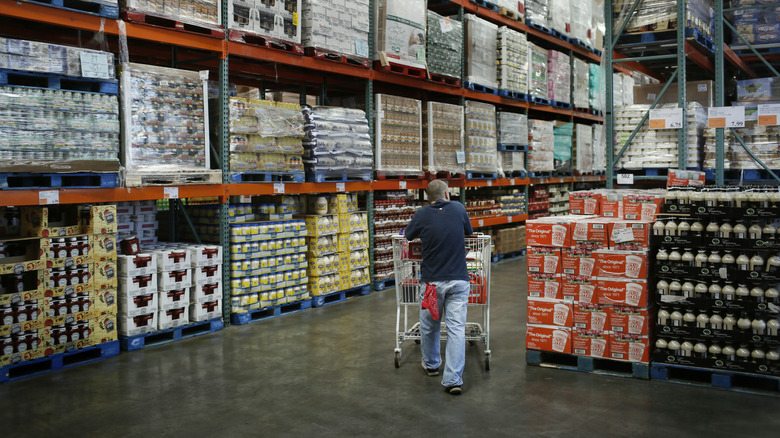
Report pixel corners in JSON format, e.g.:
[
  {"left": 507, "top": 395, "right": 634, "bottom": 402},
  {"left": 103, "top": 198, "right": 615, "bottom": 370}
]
[{"left": 293, "top": 12, "right": 299, "bottom": 26}]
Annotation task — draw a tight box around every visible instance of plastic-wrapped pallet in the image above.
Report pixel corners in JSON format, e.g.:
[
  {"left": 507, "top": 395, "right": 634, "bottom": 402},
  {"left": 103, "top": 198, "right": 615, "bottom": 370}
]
[
  {"left": 497, "top": 26, "right": 529, "bottom": 95},
  {"left": 528, "top": 42, "right": 549, "bottom": 100},
  {"left": 574, "top": 124, "right": 593, "bottom": 174},
  {"left": 497, "top": 0, "right": 524, "bottom": 20},
  {"left": 572, "top": 58, "right": 589, "bottom": 110},
  {"left": 613, "top": 0, "right": 715, "bottom": 38},
  {"left": 424, "top": 102, "right": 464, "bottom": 175},
  {"left": 0, "top": 37, "right": 117, "bottom": 78},
  {"left": 547, "top": 50, "right": 571, "bottom": 105},
  {"left": 497, "top": 112, "right": 528, "bottom": 146},
  {"left": 228, "top": 0, "right": 301, "bottom": 45},
  {"left": 375, "top": 0, "right": 428, "bottom": 69},
  {"left": 528, "top": 119, "right": 554, "bottom": 172},
  {"left": 621, "top": 73, "right": 634, "bottom": 105},
  {"left": 614, "top": 103, "right": 705, "bottom": 170},
  {"left": 592, "top": 124, "right": 606, "bottom": 172},
  {"left": 121, "top": 63, "right": 210, "bottom": 173},
  {"left": 499, "top": 151, "right": 526, "bottom": 176},
  {"left": 703, "top": 120, "right": 780, "bottom": 170},
  {"left": 302, "top": 0, "right": 370, "bottom": 62},
  {"left": 465, "top": 14, "right": 499, "bottom": 89},
  {"left": 427, "top": 11, "right": 463, "bottom": 80},
  {"left": 612, "top": 73, "right": 624, "bottom": 106},
  {"left": 553, "top": 121, "right": 573, "bottom": 174},
  {"left": 526, "top": 0, "right": 549, "bottom": 27},
  {"left": 302, "top": 106, "right": 373, "bottom": 179},
  {"left": 731, "top": 0, "right": 780, "bottom": 45},
  {"left": 589, "top": 63, "right": 602, "bottom": 110},
  {"left": 375, "top": 94, "right": 422, "bottom": 175},
  {"left": 464, "top": 101, "right": 498, "bottom": 174},
  {"left": 548, "top": 0, "right": 571, "bottom": 38},
  {"left": 570, "top": 0, "right": 593, "bottom": 46},
  {"left": 124, "top": 0, "right": 220, "bottom": 28}
]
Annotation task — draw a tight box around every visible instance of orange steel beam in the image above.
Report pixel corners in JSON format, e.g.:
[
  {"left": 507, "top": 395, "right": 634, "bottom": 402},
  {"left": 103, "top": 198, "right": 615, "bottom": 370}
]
[
  {"left": 685, "top": 43, "right": 715, "bottom": 72},
  {"left": 0, "top": 185, "right": 225, "bottom": 207},
  {"left": 724, "top": 45, "right": 758, "bottom": 79},
  {"left": 471, "top": 214, "right": 528, "bottom": 228}
]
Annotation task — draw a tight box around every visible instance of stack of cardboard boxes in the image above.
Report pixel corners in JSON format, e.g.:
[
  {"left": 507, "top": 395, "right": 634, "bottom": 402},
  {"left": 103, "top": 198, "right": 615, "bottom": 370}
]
[{"left": 491, "top": 225, "right": 526, "bottom": 256}]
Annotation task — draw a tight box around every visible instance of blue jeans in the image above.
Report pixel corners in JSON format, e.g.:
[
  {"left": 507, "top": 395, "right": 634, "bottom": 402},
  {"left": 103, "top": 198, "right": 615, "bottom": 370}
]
[{"left": 419, "top": 280, "right": 469, "bottom": 387}]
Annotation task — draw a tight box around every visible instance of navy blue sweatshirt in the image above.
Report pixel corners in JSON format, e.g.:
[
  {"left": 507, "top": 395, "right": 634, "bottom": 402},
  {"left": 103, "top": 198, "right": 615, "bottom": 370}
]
[{"left": 405, "top": 199, "right": 473, "bottom": 282}]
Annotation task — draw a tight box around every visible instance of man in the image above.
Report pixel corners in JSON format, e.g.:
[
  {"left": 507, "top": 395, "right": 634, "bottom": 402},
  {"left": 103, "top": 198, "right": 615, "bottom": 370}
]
[{"left": 404, "top": 179, "right": 473, "bottom": 395}]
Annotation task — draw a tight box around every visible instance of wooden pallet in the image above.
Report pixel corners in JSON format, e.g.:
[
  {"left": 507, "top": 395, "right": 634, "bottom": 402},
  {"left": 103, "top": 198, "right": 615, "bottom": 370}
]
[
  {"left": 526, "top": 349, "right": 650, "bottom": 379},
  {"left": 373, "top": 61, "right": 427, "bottom": 79},
  {"left": 228, "top": 30, "right": 304, "bottom": 55},
  {"left": 123, "top": 11, "right": 225, "bottom": 39},
  {"left": 125, "top": 170, "right": 222, "bottom": 187},
  {"left": 304, "top": 47, "right": 370, "bottom": 68},
  {"left": 498, "top": 6, "right": 520, "bottom": 21}
]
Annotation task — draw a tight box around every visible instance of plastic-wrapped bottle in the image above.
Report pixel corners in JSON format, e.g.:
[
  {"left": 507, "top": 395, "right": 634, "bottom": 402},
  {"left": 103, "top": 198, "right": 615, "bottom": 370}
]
[
  {"left": 719, "top": 222, "right": 733, "bottom": 238},
  {"left": 664, "top": 220, "right": 677, "bottom": 237},
  {"left": 723, "top": 314, "right": 737, "bottom": 330},
  {"left": 694, "top": 283, "right": 708, "bottom": 297},
  {"left": 653, "top": 220, "right": 665, "bottom": 236},
  {"left": 721, "top": 283, "right": 736, "bottom": 300},
  {"left": 670, "top": 310, "right": 683, "bottom": 327},
  {"left": 708, "top": 283, "right": 722, "bottom": 299},
  {"left": 708, "top": 343, "right": 722, "bottom": 355},
  {"left": 678, "top": 221, "right": 690, "bottom": 236},
  {"left": 709, "top": 312, "right": 723, "bottom": 330},
  {"left": 750, "top": 287, "right": 765, "bottom": 303},
  {"left": 682, "top": 309, "right": 696, "bottom": 327},
  {"left": 690, "top": 222, "right": 704, "bottom": 236},
  {"left": 736, "top": 254, "right": 750, "bottom": 271},
  {"left": 752, "top": 318, "right": 766, "bottom": 335},
  {"left": 749, "top": 254, "right": 765, "bottom": 271},
  {"left": 657, "top": 280, "right": 669, "bottom": 295},
  {"left": 694, "top": 250, "right": 708, "bottom": 267},
  {"left": 694, "top": 343, "right": 708, "bottom": 358},
  {"left": 749, "top": 224, "right": 762, "bottom": 239},
  {"left": 706, "top": 222, "right": 720, "bottom": 236},
  {"left": 733, "top": 222, "right": 747, "bottom": 239},
  {"left": 682, "top": 250, "right": 695, "bottom": 267},
  {"left": 657, "top": 308, "right": 670, "bottom": 325},
  {"left": 737, "top": 313, "right": 752, "bottom": 330},
  {"left": 696, "top": 311, "right": 709, "bottom": 328}
]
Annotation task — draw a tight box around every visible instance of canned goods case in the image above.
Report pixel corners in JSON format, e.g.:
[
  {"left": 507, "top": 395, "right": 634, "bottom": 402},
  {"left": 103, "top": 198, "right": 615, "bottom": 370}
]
[{"left": 392, "top": 234, "right": 492, "bottom": 370}]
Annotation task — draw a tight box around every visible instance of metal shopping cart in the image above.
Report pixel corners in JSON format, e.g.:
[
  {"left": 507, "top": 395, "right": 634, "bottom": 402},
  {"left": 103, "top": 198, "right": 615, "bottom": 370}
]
[{"left": 392, "top": 234, "right": 492, "bottom": 370}]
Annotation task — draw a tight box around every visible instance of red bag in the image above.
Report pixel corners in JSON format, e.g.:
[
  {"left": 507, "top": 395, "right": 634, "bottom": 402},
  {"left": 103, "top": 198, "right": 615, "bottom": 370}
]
[{"left": 421, "top": 282, "right": 439, "bottom": 320}]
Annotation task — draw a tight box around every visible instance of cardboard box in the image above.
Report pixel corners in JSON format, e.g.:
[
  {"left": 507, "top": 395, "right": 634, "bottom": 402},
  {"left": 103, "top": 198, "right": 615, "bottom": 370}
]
[
  {"left": 600, "top": 199, "right": 623, "bottom": 219},
  {"left": 158, "top": 306, "right": 190, "bottom": 330},
  {"left": 527, "top": 273, "right": 562, "bottom": 299},
  {"left": 561, "top": 275, "right": 597, "bottom": 303},
  {"left": 118, "top": 312, "right": 157, "bottom": 336},
  {"left": 609, "top": 333, "right": 651, "bottom": 363},
  {"left": 608, "top": 221, "right": 652, "bottom": 250},
  {"left": 117, "top": 253, "right": 158, "bottom": 277},
  {"left": 572, "top": 329, "right": 611, "bottom": 357},
  {"left": 159, "top": 288, "right": 190, "bottom": 311},
  {"left": 158, "top": 269, "right": 193, "bottom": 291},
  {"left": 152, "top": 248, "right": 192, "bottom": 272},
  {"left": 188, "top": 245, "right": 223, "bottom": 267},
  {"left": 570, "top": 218, "right": 612, "bottom": 249},
  {"left": 91, "top": 234, "right": 117, "bottom": 261},
  {"left": 623, "top": 195, "right": 663, "bottom": 221},
  {"left": 526, "top": 220, "right": 573, "bottom": 248},
  {"left": 117, "top": 272, "right": 158, "bottom": 297},
  {"left": 118, "top": 293, "right": 158, "bottom": 317},
  {"left": 561, "top": 248, "right": 596, "bottom": 276},
  {"left": 45, "top": 235, "right": 93, "bottom": 268},
  {"left": 527, "top": 297, "right": 573, "bottom": 327},
  {"left": 81, "top": 205, "right": 117, "bottom": 235},
  {"left": 526, "top": 324, "right": 572, "bottom": 354},
  {"left": 609, "top": 306, "right": 652, "bottom": 335},
  {"left": 300, "top": 214, "right": 340, "bottom": 237},
  {"left": 190, "top": 300, "right": 222, "bottom": 322},
  {"left": 569, "top": 192, "right": 601, "bottom": 215},
  {"left": 594, "top": 251, "right": 648, "bottom": 279},
  {"left": 191, "top": 282, "right": 223, "bottom": 304},
  {"left": 633, "top": 80, "right": 715, "bottom": 107},
  {"left": 92, "top": 288, "right": 117, "bottom": 315},
  {"left": 93, "top": 261, "right": 117, "bottom": 289},
  {"left": 90, "top": 313, "right": 118, "bottom": 344},
  {"left": 21, "top": 206, "right": 80, "bottom": 237},
  {"left": 0, "top": 238, "right": 46, "bottom": 275},
  {"left": 194, "top": 264, "right": 222, "bottom": 286},
  {"left": 597, "top": 278, "right": 649, "bottom": 307},
  {"left": 573, "top": 303, "right": 610, "bottom": 331},
  {"left": 527, "top": 247, "right": 561, "bottom": 274}
]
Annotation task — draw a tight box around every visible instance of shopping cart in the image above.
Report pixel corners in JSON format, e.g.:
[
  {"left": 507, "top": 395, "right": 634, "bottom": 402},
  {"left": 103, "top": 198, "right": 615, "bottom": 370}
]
[{"left": 392, "top": 234, "right": 492, "bottom": 370}]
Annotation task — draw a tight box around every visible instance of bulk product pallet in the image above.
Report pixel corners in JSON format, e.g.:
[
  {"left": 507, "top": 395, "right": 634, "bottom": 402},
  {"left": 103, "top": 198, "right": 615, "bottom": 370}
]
[
  {"left": 0, "top": 341, "right": 120, "bottom": 384},
  {"left": 526, "top": 349, "right": 650, "bottom": 380}
]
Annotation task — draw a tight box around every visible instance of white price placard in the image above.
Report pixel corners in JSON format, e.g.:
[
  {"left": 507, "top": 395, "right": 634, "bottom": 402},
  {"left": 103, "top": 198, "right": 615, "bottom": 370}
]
[
  {"left": 273, "top": 183, "right": 285, "bottom": 194},
  {"left": 708, "top": 106, "right": 745, "bottom": 128},
  {"left": 507, "top": 216, "right": 513, "bottom": 223},
  {"left": 455, "top": 150, "right": 466, "bottom": 164},
  {"left": 399, "top": 181, "right": 407, "bottom": 190},
  {"left": 758, "top": 104, "right": 780, "bottom": 126},
  {"left": 336, "top": 182, "right": 345, "bottom": 192},
  {"left": 617, "top": 174, "right": 634, "bottom": 185},
  {"left": 478, "top": 219, "right": 484, "bottom": 227},
  {"left": 79, "top": 52, "right": 111, "bottom": 79},
  {"left": 487, "top": 180, "right": 493, "bottom": 186},
  {"left": 509, "top": 178, "right": 516, "bottom": 185},
  {"left": 649, "top": 108, "right": 684, "bottom": 129},
  {"left": 612, "top": 228, "right": 634, "bottom": 243},
  {"left": 163, "top": 187, "right": 179, "bottom": 199},
  {"left": 38, "top": 190, "right": 59, "bottom": 205}
]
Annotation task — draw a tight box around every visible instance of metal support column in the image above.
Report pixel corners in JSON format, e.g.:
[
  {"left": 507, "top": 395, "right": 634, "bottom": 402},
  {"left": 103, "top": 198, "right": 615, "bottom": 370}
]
[
  {"left": 219, "top": 1, "right": 231, "bottom": 323},
  {"left": 714, "top": 0, "right": 725, "bottom": 185},
  {"left": 676, "top": 0, "right": 688, "bottom": 171},
  {"left": 605, "top": 0, "right": 615, "bottom": 189}
]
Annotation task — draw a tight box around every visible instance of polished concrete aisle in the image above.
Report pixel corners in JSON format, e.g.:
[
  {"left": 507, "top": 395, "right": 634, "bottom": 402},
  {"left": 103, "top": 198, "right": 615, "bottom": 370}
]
[{"left": 1, "top": 258, "right": 778, "bottom": 437}]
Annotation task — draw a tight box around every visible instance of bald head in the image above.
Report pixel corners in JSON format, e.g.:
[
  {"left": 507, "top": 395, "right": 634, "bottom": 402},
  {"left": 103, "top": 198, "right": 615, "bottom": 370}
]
[{"left": 426, "top": 179, "right": 449, "bottom": 202}]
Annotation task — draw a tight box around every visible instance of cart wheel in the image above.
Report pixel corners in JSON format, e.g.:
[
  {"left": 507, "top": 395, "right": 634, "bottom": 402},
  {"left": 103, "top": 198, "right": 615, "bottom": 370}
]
[
  {"left": 394, "top": 351, "right": 401, "bottom": 368},
  {"left": 484, "top": 352, "right": 491, "bottom": 371}
]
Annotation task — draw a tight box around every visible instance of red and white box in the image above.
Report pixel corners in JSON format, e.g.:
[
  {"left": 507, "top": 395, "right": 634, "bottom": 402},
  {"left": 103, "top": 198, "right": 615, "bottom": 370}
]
[
  {"left": 191, "top": 282, "right": 223, "bottom": 304},
  {"left": 597, "top": 278, "right": 649, "bottom": 307},
  {"left": 190, "top": 299, "right": 222, "bottom": 322},
  {"left": 159, "top": 288, "right": 190, "bottom": 311},
  {"left": 609, "top": 333, "right": 651, "bottom": 363},
  {"left": 667, "top": 169, "right": 705, "bottom": 187},
  {"left": 594, "top": 250, "right": 648, "bottom": 279},
  {"left": 193, "top": 264, "right": 222, "bottom": 286},
  {"left": 158, "top": 306, "right": 190, "bottom": 330},
  {"left": 569, "top": 192, "right": 601, "bottom": 215},
  {"left": 623, "top": 194, "right": 663, "bottom": 221},
  {"left": 158, "top": 269, "right": 193, "bottom": 291},
  {"left": 526, "top": 324, "right": 572, "bottom": 354},
  {"left": 188, "top": 244, "right": 223, "bottom": 267},
  {"left": 118, "top": 312, "right": 157, "bottom": 336},
  {"left": 608, "top": 221, "right": 652, "bottom": 250},
  {"left": 562, "top": 248, "right": 596, "bottom": 276},
  {"left": 152, "top": 248, "right": 192, "bottom": 272},
  {"left": 527, "top": 297, "right": 573, "bottom": 327},
  {"left": 572, "top": 329, "right": 611, "bottom": 358},
  {"left": 561, "top": 275, "right": 597, "bottom": 303},
  {"left": 118, "top": 253, "right": 158, "bottom": 277},
  {"left": 573, "top": 303, "right": 610, "bottom": 331},
  {"left": 570, "top": 218, "right": 613, "bottom": 249},
  {"left": 600, "top": 194, "right": 623, "bottom": 219},
  {"left": 118, "top": 272, "right": 158, "bottom": 297},
  {"left": 526, "top": 217, "right": 578, "bottom": 248},
  {"left": 527, "top": 247, "right": 562, "bottom": 274},
  {"left": 528, "top": 273, "right": 562, "bottom": 299},
  {"left": 609, "top": 305, "right": 652, "bottom": 335},
  {"left": 118, "top": 292, "right": 158, "bottom": 317}
]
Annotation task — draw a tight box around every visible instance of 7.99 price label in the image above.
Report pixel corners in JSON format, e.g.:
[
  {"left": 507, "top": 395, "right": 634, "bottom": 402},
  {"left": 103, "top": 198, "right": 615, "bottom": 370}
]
[{"left": 708, "top": 106, "right": 745, "bottom": 128}]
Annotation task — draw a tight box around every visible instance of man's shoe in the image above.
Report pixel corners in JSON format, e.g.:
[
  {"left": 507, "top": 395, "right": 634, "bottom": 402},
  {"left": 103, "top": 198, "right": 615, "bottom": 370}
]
[
  {"left": 446, "top": 386, "right": 462, "bottom": 395},
  {"left": 421, "top": 361, "right": 439, "bottom": 376}
]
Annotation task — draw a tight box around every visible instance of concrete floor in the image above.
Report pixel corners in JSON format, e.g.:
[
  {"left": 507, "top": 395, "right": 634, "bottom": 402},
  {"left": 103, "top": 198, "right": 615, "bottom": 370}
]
[{"left": 1, "top": 257, "right": 778, "bottom": 437}]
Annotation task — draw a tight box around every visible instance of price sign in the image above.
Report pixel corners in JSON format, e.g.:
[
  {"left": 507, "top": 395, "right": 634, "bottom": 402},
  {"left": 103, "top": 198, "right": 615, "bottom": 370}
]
[
  {"left": 354, "top": 39, "right": 369, "bottom": 58},
  {"left": 758, "top": 104, "right": 780, "bottom": 126},
  {"left": 510, "top": 178, "right": 516, "bottom": 185},
  {"left": 708, "top": 106, "right": 745, "bottom": 128},
  {"left": 507, "top": 216, "right": 513, "bottom": 223},
  {"left": 478, "top": 219, "right": 484, "bottom": 227},
  {"left": 399, "top": 181, "right": 407, "bottom": 190},
  {"left": 163, "top": 187, "right": 179, "bottom": 199},
  {"left": 38, "top": 190, "right": 59, "bottom": 205},
  {"left": 487, "top": 180, "right": 493, "bottom": 186},
  {"left": 617, "top": 174, "right": 634, "bottom": 185},
  {"left": 336, "top": 182, "right": 345, "bottom": 192},
  {"left": 273, "top": 183, "right": 285, "bottom": 194},
  {"left": 612, "top": 228, "right": 634, "bottom": 243},
  {"left": 79, "top": 52, "right": 110, "bottom": 79},
  {"left": 649, "top": 108, "right": 683, "bottom": 129},
  {"left": 455, "top": 150, "right": 466, "bottom": 164}
]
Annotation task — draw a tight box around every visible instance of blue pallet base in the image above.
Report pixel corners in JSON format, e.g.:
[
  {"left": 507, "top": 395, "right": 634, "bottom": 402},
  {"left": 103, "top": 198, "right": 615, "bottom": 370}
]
[
  {"left": 504, "top": 170, "right": 528, "bottom": 178},
  {"left": 618, "top": 28, "right": 714, "bottom": 53},
  {"left": 0, "top": 172, "right": 119, "bottom": 190},
  {"left": 704, "top": 168, "right": 780, "bottom": 182},
  {"left": 526, "top": 19, "right": 553, "bottom": 36},
  {"left": 571, "top": 38, "right": 597, "bottom": 54},
  {"left": 0, "top": 69, "right": 119, "bottom": 94},
  {"left": 550, "top": 29, "right": 570, "bottom": 43},
  {"left": 228, "top": 171, "right": 305, "bottom": 183},
  {"left": 374, "top": 278, "right": 395, "bottom": 291},
  {"left": 528, "top": 171, "right": 553, "bottom": 178},
  {"left": 530, "top": 96, "right": 551, "bottom": 106},
  {"left": 231, "top": 299, "right": 313, "bottom": 325},
  {"left": 24, "top": 0, "right": 120, "bottom": 18},
  {"left": 498, "top": 89, "right": 529, "bottom": 101},
  {"left": 305, "top": 171, "right": 373, "bottom": 183},
  {"left": 651, "top": 363, "right": 780, "bottom": 395},
  {"left": 468, "top": 0, "right": 498, "bottom": 12},
  {"left": 526, "top": 349, "right": 649, "bottom": 379},
  {"left": 731, "top": 45, "right": 780, "bottom": 56},
  {"left": 466, "top": 171, "right": 498, "bottom": 179},
  {"left": 1, "top": 341, "right": 120, "bottom": 384},
  {"left": 120, "top": 318, "right": 224, "bottom": 351},
  {"left": 497, "top": 143, "right": 528, "bottom": 152},
  {"left": 312, "top": 285, "right": 371, "bottom": 307},
  {"left": 491, "top": 249, "right": 526, "bottom": 263},
  {"left": 551, "top": 100, "right": 572, "bottom": 109},
  {"left": 464, "top": 81, "right": 499, "bottom": 95}
]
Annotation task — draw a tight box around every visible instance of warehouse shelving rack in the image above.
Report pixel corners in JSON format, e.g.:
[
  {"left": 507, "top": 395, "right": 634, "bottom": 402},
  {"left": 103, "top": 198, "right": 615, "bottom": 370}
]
[{"left": 0, "top": 0, "right": 615, "bottom": 325}]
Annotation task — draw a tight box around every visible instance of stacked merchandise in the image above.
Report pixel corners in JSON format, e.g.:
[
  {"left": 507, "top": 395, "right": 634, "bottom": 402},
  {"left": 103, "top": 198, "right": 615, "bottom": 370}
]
[
  {"left": 528, "top": 187, "right": 551, "bottom": 219},
  {"left": 464, "top": 15, "right": 499, "bottom": 89},
  {"left": 589, "top": 64, "right": 603, "bottom": 111},
  {"left": 228, "top": 0, "right": 301, "bottom": 46},
  {"left": 730, "top": 0, "right": 780, "bottom": 45},
  {"left": 375, "top": 94, "right": 423, "bottom": 176},
  {"left": 496, "top": 27, "right": 529, "bottom": 96},
  {"left": 123, "top": 0, "right": 220, "bottom": 28},
  {"left": 573, "top": 123, "right": 594, "bottom": 175},
  {"left": 121, "top": 63, "right": 213, "bottom": 179},
  {"left": 302, "top": 0, "right": 370, "bottom": 62},
  {"left": 548, "top": 184, "right": 570, "bottom": 216},
  {"left": 653, "top": 186, "right": 780, "bottom": 376},
  {"left": 373, "top": 191, "right": 416, "bottom": 285},
  {"left": 426, "top": 11, "right": 463, "bottom": 80},
  {"left": 633, "top": 80, "right": 714, "bottom": 107},
  {"left": 0, "top": 38, "right": 119, "bottom": 172},
  {"left": 612, "top": 73, "right": 635, "bottom": 106},
  {"left": 525, "top": 0, "right": 549, "bottom": 27},
  {"left": 497, "top": 189, "right": 527, "bottom": 216},
  {"left": 115, "top": 201, "right": 159, "bottom": 253},
  {"left": 491, "top": 225, "right": 527, "bottom": 256},
  {"left": 423, "top": 102, "right": 464, "bottom": 176},
  {"left": 464, "top": 101, "right": 498, "bottom": 175},
  {"left": 497, "top": 0, "right": 524, "bottom": 20},
  {"left": 528, "top": 119, "right": 554, "bottom": 173},
  {"left": 553, "top": 122, "right": 573, "bottom": 174},
  {"left": 547, "top": 50, "right": 571, "bottom": 106},
  {"left": 374, "top": 0, "right": 428, "bottom": 69},
  {"left": 227, "top": 98, "right": 304, "bottom": 175},
  {"left": 613, "top": 103, "right": 706, "bottom": 170},
  {"left": 592, "top": 0, "right": 606, "bottom": 52},
  {"left": 592, "top": 124, "right": 607, "bottom": 173},
  {"left": 497, "top": 112, "right": 528, "bottom": 177},
  {"left": 302, "top": 106, "right": 372, "bottom": 181},
  {"left": 528, "top": 43, "right": 549, "bottom": 101},
  {"left": 548, "top": 0, "right": 571, "bottom": 38},
  {"left": 526, "top": 207, "right": 655, "bottom": 365},
  {"left": 188, "top": 244, "right": 224, "bottom": 322},
  {"left": 570, "top": 0, "right": 593, "bottom": 46},
  {"left": 612, "top": 0, "right": 714, "bottom": 38},
  {"left": 572, "top": 58, "right": 590, "bottom": 110},
  {"left": 465, "top": 197, "right": 501, "bottom": 220},
  {"left": 1, "top": 205, "right": 119, "bottom": 370}
]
